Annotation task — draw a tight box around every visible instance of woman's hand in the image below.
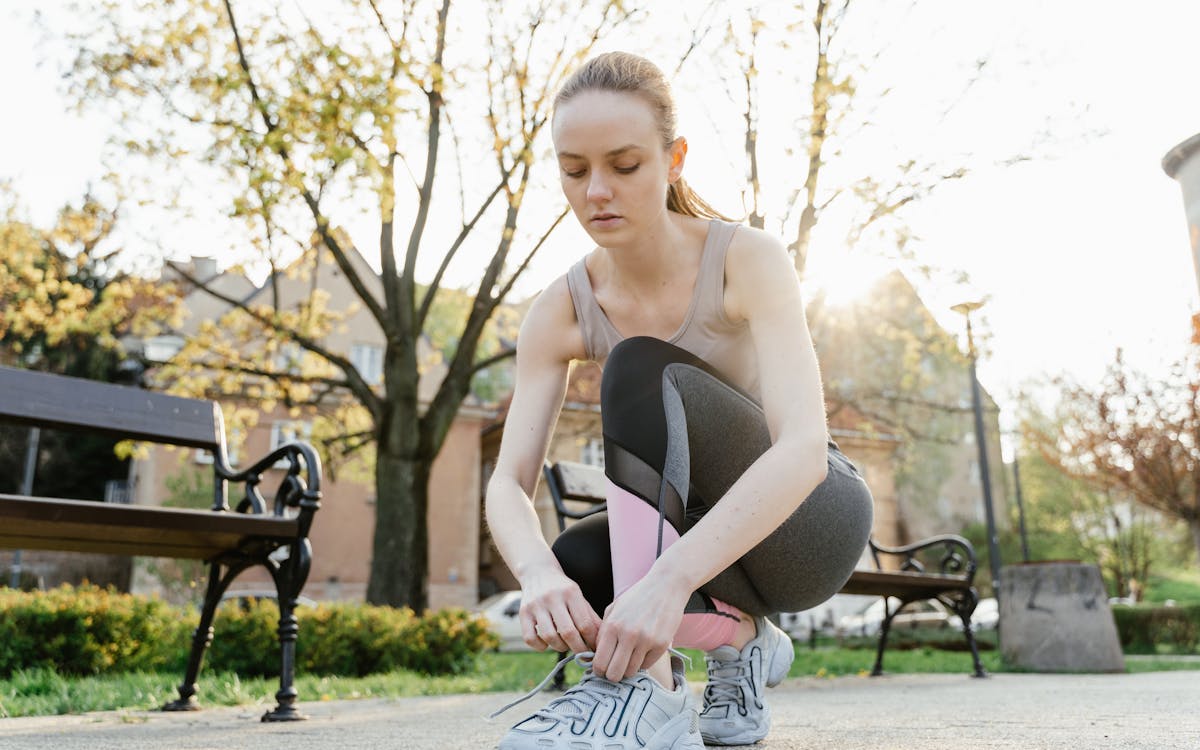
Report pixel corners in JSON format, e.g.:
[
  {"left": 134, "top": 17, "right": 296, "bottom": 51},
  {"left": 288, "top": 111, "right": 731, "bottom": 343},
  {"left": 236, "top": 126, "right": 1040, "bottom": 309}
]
[
  {"left": 591, "top": 571, "right": 691, "bottom": 681},
  {"left": 518, "top": 565, "right": 602, "bottom": 654}
]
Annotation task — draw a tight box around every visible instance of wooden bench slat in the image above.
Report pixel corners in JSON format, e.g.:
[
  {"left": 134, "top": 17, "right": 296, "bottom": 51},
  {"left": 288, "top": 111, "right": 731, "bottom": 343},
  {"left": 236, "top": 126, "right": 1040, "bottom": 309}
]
[
  {"left": 842, "top": 569, "right": 970, "bottom": 598},
  {"left": 550, "top": 461, "right": 609, "bottom": 501},
  {"left": 0, "top": 534, "right": 229, "bottom": 559},
  {"left": 0, "top": 496, "right": 298, "bottom": 560},
  {"left": 0, "top": 365, "right": 220, "bottom": 449}
]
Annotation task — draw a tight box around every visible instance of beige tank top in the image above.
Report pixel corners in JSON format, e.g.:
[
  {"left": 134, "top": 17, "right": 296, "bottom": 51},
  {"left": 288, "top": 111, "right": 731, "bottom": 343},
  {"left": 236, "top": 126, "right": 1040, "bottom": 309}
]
[{"left": 565, "top": 219, "right": 760, "bottom": 400}]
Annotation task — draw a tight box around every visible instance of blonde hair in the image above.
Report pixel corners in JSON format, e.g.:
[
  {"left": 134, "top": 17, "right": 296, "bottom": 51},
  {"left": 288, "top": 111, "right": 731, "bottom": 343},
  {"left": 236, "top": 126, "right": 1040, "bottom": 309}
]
[{"left": 554, "top": 52, "right": 730, "bottom": 220}]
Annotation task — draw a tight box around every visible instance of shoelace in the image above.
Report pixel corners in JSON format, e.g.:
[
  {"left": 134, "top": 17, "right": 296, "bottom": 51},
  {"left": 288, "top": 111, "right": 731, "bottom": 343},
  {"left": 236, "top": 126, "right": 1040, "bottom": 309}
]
[
  {"left": 486, "top": 649, "right": 692, "bottom": 723},
  {"left": 703, "top": 655, "right": 750, "bottom": 710}
]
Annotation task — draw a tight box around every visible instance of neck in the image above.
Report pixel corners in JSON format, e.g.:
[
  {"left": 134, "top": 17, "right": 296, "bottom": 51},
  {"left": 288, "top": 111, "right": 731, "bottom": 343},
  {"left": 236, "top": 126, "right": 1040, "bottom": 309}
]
[{"left": 598, "top": 210, "right": 688, "bottom": 295}]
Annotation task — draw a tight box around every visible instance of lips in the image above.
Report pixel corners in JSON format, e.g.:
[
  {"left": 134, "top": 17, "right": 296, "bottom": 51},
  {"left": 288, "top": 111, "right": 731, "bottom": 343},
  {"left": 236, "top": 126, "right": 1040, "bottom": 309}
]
[{"left": 592, "top": 213, "right": 620, "bottom": 221}]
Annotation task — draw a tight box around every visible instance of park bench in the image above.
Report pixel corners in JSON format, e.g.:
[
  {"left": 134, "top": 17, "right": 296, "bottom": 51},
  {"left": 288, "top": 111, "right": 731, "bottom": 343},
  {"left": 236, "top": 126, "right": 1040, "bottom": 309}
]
[
  {"left": 542, "top": 459, "right": 986, "bottom": 680},
  {"left": 0, "top": 365, "right": 323, "bottom": 721}
]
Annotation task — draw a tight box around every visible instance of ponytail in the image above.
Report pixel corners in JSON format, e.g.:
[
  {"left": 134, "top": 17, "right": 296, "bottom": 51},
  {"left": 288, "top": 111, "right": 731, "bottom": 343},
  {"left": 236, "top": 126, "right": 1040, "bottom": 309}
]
[{"left": 667, "top": 176, "right": 732, "bottom": 220}]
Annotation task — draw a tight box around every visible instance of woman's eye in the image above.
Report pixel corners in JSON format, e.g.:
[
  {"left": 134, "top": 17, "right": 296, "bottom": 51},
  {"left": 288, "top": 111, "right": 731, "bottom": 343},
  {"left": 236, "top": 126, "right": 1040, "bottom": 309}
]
[
  {"left": 615, "top": 164, "right": 640, "bottom": 174},
  {"left": 563, "top": 168, "right": 586, "bottom": 179}
]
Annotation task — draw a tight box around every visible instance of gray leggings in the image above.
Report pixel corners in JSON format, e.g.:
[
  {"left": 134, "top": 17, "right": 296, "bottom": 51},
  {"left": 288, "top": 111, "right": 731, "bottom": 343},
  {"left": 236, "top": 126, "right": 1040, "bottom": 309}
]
[{"left": 552, "top": 336, "right": 875, "bottom": 617}]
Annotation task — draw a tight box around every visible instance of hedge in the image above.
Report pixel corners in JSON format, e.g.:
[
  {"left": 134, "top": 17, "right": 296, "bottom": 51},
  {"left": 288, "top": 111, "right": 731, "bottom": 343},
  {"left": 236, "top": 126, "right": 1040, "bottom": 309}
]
[
  {"left": 0, "top": 584, "right": 498, "bottom": 678},
  {"left": 1110, "top": 603, "right": 1200, "bottom": 655}
]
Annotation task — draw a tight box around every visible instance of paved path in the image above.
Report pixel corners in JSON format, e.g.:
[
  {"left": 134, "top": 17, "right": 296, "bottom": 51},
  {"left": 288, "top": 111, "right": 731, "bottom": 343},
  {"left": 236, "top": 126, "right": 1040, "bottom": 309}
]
[{"left": 2, "top": 671, "right": 1198, "bottom": 749}]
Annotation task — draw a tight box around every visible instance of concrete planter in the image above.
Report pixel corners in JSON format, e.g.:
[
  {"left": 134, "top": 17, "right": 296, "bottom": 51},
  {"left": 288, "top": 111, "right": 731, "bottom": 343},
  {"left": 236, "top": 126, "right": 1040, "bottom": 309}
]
[{"left": 998, "top": 561, "right": 1125, "bottom": 673}]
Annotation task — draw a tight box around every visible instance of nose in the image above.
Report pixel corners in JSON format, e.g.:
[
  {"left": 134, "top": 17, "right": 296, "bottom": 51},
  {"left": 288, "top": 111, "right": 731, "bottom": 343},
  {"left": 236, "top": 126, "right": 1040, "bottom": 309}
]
[{"left": 586, "top": 171, "right": 612, "bottom": 203}]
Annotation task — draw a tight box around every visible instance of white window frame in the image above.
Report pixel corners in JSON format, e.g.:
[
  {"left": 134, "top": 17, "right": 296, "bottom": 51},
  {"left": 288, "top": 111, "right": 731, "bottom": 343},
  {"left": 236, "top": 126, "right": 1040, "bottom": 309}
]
[
  {"left": 580, "top": 437, "right": 605, "bottom": 468},
  {"left": 350, "top": 343, "right": 385, "bottom": 386}
]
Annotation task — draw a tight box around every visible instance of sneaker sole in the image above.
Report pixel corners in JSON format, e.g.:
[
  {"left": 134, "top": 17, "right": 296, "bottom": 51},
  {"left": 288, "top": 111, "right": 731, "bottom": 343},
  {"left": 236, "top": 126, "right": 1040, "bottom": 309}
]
[{"left": 700, "top": 703, "right": 772, "bottom": 746}]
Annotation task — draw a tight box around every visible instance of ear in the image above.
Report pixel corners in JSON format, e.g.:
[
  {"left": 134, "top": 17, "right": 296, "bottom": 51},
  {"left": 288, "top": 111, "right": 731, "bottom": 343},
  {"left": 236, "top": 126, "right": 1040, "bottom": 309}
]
[{"left": 667, "top": 137, "right": 688, "bottom": 184}]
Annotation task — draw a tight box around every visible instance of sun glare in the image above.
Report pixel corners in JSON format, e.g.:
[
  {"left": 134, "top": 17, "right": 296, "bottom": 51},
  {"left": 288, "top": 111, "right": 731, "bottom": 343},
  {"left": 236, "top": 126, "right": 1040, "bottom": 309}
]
[{"left": 803, "top": 248, "right": 893, "bottom": 308}]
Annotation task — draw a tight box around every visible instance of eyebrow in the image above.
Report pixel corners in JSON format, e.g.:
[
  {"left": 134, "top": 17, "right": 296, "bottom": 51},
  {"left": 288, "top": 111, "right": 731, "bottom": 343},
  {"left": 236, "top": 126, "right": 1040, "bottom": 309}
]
[{"left": 557, "top": 144, "right": 645, "bottom": 159}]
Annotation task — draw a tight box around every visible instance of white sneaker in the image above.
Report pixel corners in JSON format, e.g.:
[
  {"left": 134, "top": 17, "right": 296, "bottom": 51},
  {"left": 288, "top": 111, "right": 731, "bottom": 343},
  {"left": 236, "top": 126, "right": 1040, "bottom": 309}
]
[
  {"left": 698, "top": 615, "right": 794, "bottom": 746},
  {"left": 492, "top": 651, "right": 705, "bottom": 750}
]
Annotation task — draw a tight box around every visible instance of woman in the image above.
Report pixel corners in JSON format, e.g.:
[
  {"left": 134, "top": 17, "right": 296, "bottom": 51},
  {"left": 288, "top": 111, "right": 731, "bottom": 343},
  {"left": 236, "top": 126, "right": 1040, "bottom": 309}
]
[{"left": 485, "top": 52, "right": 874, "bottom": 749}]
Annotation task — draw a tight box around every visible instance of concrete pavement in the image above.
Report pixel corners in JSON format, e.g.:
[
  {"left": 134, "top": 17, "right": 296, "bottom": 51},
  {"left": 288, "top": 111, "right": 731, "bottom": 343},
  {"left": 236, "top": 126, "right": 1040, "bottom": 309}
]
[{"left": 2, "top": 670, "right": 1197, "bottom": 749}]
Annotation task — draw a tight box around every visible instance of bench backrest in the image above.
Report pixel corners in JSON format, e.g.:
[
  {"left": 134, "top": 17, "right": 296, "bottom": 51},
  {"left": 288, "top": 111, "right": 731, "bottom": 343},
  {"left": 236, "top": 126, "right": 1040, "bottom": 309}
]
[
  {"left": 0, "top": 366, "right": 221, "bottom": 450},
  {"left": 542, "top": 460, "right": 608, "bottom": 533}
]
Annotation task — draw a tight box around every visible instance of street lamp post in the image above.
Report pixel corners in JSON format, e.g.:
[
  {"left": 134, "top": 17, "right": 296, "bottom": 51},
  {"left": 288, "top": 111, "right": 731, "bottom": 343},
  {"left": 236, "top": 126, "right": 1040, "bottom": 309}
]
[
  {"left": 951, "top": 301, "right": 1003, "bottom": 595},
  {"left": 1012, "top": 453, "right": 1031, "bottom": 563}
]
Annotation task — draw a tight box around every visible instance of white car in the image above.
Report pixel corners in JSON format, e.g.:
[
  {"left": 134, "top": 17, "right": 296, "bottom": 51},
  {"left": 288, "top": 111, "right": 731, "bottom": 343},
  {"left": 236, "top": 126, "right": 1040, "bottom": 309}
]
[
  {"left": 475, "top": 590, "right": 529, "bottom": 651},
  {"left": 837, "top": 596, "right": 999, "bottom": 638},
  {"left": 837, "top": 597, "right": 958, "bottom": 638},
  {"left": 966, "top": 597, "right": 999, "bottom": 631}
]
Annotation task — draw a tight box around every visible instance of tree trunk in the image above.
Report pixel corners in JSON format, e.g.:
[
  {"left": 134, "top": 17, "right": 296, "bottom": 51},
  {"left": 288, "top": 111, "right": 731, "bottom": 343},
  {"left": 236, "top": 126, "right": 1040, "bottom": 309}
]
[{"left": 366, "top": 403, "right": 430, "bottom": 610}]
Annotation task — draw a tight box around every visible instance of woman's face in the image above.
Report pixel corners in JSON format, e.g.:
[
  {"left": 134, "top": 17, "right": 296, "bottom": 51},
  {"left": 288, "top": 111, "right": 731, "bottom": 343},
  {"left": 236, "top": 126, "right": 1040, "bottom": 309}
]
[{"left": 551, "top": 90, "right": 685, "bottom": 245}]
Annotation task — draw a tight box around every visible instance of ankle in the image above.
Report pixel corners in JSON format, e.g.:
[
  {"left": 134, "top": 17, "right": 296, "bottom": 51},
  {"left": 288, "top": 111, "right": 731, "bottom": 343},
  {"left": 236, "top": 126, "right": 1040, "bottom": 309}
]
[
  {"left": 647, "top": 654, "right": 675, "bottom": 690},
  {"left": 729, "top": 615, "right": 758, "bottom": 650}
]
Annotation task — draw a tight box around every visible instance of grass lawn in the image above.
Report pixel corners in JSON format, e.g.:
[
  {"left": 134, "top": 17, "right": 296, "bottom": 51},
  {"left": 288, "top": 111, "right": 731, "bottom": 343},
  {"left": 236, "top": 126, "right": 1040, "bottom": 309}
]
[
  {"left": 1145, "top": 567, "right": 1200, "bottom": 604},
  {"left": 3, "top": 635, "right": 1195, "bottom": 719}
]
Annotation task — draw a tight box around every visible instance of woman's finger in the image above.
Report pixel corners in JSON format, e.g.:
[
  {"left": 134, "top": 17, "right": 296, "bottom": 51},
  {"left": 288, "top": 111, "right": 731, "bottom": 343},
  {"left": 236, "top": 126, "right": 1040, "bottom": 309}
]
[
  {"left": 565, "top": 596, "right": 601, "bottom": 651},
  {"left": 549, "top": 602, "right": 589, "bottom": 654},
  {"left": 535, "top": 611, "right": 569, "bottom": 653},
  {"left": 603, "top": 633, "right": 636, "bottom": 682},
  {"left": 519, "top": 605, "right": 550, "bottom": 651}
]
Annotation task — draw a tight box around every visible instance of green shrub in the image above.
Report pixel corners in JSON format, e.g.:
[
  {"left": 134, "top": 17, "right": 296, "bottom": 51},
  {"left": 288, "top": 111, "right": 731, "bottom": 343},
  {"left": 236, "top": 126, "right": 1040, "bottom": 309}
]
[
  {"left": 0, "top": 585, "right": 186, "bottom": 677},
  {"left": 1111, "top": 603, "right": 1200, "bottom": 654},
  {"left": 0, "top": 585, "right": 498, "bottom": 678}
]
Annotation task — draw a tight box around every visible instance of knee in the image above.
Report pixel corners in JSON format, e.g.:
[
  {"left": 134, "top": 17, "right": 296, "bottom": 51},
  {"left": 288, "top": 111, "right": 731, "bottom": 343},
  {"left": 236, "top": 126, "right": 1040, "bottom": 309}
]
[
  {"left": 551, "top": 530, "right": 613, "bottom": 615},
  {"left": 602, "top": 337, "right": 667, "bottom": 392}
]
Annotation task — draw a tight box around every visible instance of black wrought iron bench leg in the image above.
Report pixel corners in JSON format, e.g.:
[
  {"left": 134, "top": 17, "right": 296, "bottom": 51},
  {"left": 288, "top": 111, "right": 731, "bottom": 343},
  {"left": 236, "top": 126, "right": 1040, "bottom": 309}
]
[
  {"left": 262, "top": 540, "right": 312, "bottom": 722},
  {"left": 871, "top": 611, "right": 895, "bottom": 677},
  {"left": 164, "top": 561, "right": 244, "bottom": 711}
]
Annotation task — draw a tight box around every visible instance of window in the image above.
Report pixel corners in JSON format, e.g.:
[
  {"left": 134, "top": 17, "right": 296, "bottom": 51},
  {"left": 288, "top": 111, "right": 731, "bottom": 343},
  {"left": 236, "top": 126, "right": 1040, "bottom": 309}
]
[
  {"left": 351, "top": 343, "right": 385, "bottom": 385},
  {"left": 270, "top": 421, "right": 313, "bottom": 468},
  {"left": 580, "top": 437, "right": 605, "bottom": 468},
  {"left": 144, "top": 335, "right": 184, "bottom": 363}
]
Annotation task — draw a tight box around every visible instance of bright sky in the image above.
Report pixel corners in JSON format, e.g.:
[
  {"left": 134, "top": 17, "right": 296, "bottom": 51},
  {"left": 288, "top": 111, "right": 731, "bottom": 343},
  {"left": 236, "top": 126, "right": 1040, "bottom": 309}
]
[{"left": 2, "top": 1, "right": 1198, "bottom": 444}]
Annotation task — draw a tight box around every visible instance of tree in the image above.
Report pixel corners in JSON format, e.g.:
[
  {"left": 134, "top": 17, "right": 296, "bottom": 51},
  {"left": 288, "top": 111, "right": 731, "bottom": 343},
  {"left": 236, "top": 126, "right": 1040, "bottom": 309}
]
[
  {"left": 710, "top": 0, "right": 1003, "bottom": 278},
  {"left": 0, "top": 192, "right": 176, "bottom": 501},
  {"left": 697, "top": 1, "right": 1032, "bottom": 536},
  {"left": 61, "top": 0, "right": 636, "bottom": 608},
  {"left": 1009, "top": 428, "right": 1165, "bottom": 600},
  {"left": 1027, "top": 347, "right": 1200, "bottom": 572}
]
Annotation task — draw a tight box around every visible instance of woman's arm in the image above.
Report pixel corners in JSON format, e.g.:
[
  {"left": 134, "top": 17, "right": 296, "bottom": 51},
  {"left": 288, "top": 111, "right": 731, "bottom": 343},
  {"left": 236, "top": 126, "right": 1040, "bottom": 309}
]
[
  {"left": 484, "top": 275, "right": 602, "bottom": 654},
  {"left": 591, "top": 227, "right": 830, "bottom": 680}
]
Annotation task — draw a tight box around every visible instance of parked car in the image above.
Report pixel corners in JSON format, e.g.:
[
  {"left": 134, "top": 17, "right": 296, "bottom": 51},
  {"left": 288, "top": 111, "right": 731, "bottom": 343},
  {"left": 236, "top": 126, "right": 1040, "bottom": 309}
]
[
  {"left": 475, "top": 590, "right": 529, "bottom": 651},
  {"left": 838, "top": 596, "right": 1000, "bottom": 638},
  {"left": 837, "top": 597, "right": 959, "bottom": 638},
  {"left": 966, "top": 597, "right": 999, "bottom": 631}
]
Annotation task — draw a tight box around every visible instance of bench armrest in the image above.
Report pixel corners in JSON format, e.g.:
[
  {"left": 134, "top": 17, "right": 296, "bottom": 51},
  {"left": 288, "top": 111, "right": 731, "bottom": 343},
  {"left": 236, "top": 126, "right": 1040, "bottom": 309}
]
[
  {"left": 213, "top": 441, "right": 323, "bottom": 537},
  {"left": 868, "top": 534, "right": 977, "bottom": 582}
]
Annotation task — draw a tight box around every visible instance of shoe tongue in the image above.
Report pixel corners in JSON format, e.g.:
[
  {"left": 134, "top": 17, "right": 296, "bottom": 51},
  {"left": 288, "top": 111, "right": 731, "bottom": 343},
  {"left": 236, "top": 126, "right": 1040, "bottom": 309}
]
[{"left": 707, "top": 645, "right": 741, "bottom": 661}]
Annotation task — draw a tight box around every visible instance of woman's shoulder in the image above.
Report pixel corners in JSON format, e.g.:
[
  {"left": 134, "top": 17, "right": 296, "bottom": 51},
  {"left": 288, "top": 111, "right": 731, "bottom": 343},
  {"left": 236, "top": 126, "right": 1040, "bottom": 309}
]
[
  {"left": 726, "top": 222, "right": 788, "bottom": 260},
  {"left": 518, "top": 272, "right": 589, "bottom": 364},
  {"left": 722, "top": 224, "right": 794, "bottom": 322}
]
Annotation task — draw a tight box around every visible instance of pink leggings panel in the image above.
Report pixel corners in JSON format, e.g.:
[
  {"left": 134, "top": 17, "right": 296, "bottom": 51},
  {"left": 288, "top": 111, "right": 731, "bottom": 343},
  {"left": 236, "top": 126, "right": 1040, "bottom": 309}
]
[{"left": 606, "top": 478, "right": 742, "bottom": 651}]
